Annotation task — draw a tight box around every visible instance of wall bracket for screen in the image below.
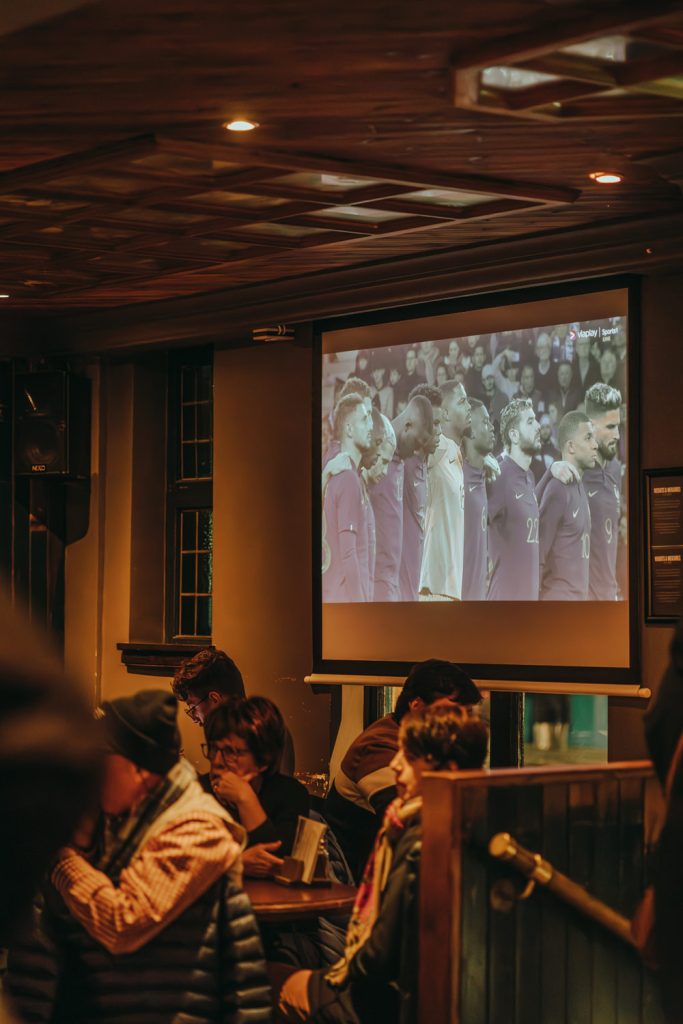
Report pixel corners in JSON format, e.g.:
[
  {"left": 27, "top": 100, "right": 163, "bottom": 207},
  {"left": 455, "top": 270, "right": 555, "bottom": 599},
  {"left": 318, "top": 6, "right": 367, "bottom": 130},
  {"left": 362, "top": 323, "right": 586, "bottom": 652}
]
[{"left": 305, "top": 674, "right": 650, "bottom": 699}]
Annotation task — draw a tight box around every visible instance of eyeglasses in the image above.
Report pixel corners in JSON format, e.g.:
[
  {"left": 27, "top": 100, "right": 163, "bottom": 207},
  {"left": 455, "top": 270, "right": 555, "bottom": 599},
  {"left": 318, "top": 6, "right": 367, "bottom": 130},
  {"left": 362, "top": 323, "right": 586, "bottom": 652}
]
[
  {"left": 201, "top": 742, "right": 251, "bottom": 766},
  {"left": 184, "top": 698, "right": 208, "bottom": 720}
]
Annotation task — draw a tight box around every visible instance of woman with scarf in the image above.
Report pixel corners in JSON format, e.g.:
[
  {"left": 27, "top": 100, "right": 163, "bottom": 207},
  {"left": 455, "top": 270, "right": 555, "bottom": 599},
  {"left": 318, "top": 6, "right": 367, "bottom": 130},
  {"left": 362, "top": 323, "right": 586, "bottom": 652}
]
[{"left": 273, "top": 702, "right": 488, "bottom": 1023}]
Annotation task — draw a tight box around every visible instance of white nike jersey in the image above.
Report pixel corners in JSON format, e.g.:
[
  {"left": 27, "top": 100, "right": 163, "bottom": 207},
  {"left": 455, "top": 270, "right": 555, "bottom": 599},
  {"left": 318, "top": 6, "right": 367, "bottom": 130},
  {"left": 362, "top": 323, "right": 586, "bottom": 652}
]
[{"left": 419, "top": 434, "right": 465, "bottom": 599}]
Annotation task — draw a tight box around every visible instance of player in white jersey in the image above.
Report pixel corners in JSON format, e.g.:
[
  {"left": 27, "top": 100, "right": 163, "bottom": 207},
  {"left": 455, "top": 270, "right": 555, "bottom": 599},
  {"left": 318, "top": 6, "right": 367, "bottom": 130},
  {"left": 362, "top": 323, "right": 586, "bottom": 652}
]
[{"left": 419, "top": 381, "right": 471, "bottom": 601}]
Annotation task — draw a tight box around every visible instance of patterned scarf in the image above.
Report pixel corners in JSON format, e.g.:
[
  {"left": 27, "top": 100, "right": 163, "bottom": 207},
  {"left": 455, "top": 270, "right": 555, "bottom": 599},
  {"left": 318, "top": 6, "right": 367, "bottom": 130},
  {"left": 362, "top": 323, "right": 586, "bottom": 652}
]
[
  {"left": 326, "top": 795, "right": 422, "bottom": 986},
  {"left": 96, "top": 759, "right": 197, "bottom": 881}
]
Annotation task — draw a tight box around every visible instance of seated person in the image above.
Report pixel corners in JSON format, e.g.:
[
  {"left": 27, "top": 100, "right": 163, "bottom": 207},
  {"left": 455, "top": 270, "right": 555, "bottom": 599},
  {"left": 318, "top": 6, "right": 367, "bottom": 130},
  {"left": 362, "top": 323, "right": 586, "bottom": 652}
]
[
  {"left": 324, "top": 659, "right": 481, "bottom": 880},
  {"left": 7, "top": 690, "right": 271, "bottom": 1024},
  {"left": 205, "top": 696, "right": 310, "bottom": 877},
  {"left": 173, "top": 647, "right": 295, "bottom": 773},
  {"left": 274, "top": 703, "right": 489, "bottom": 1023}
]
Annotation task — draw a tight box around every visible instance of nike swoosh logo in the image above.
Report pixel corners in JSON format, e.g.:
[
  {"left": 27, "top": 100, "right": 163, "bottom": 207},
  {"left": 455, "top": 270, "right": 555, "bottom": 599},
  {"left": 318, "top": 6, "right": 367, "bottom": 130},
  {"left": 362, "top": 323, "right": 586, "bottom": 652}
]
[
  {"left": 469, "top": 485, "right": 478, "bottom": 492},
  {"left": 515, "top": 492, "right": 524, "bottom": 500},
  {"left": 588, "top": 490, "right": 598, "bottom": 497},
  {"left": 449, "top": 457, "right": 457, "bottom": 464},
  {"left": 572, "top": 508, "right": 579, "bottom": 518}
]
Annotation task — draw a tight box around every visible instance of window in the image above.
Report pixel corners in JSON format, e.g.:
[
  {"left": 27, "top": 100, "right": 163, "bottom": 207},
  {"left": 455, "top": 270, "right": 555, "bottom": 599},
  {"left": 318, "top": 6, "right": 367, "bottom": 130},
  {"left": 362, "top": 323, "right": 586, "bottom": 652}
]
[{"left": 166, "top": 349, "right": 213, "bottom": 640}]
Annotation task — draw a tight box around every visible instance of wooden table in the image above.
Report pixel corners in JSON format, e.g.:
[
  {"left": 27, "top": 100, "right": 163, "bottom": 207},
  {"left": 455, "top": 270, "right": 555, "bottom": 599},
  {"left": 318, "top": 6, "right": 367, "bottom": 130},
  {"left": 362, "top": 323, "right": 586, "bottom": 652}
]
[{"left": 244, "top": 879, "right": 356, "bottom": 923}]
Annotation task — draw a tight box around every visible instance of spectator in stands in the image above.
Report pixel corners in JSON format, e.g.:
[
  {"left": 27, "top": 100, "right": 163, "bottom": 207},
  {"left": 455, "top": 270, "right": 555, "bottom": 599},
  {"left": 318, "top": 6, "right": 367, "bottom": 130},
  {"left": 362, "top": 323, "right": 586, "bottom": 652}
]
[
  {"left": 491, "top": 348, "right": 522, "bottom": 401},
  {"left": 464, "top": 342, "right": 488, "bottom": 401},
  {"left": 531, "top": 413, "right": 561, "bottom": 485},
  {"left": 519, "top": 363, "right": 544, "bottom": 413},
  {"left": 481, "top": 363, "right": 508, "bottom": 425},
  {"left": 534, "top": 331, "right": 555, "bottom": 401},
  {"left": 8, "top": 689, "right": 271, "bottom": 1024},
  {"left": 600, "top": 347, "right": 620, "bottom": 389},
  {"left": 574, "top": 334, "right": 601, "bottom": 392},
  {"left": 394, "top": 348, "right": 425, "bottom": 407},
  {"left": 205, "top": 696, "right": 309, "bottom": 877},
  {"left": 353, "top": 351, "right": 372, "bottom": 384},
  {"left": 370, "top": 355, "right": 394, "bottom": 419},
  {"left": 324, "top": 660, "right": 482, "bottom": 881},
  {"left": 445, "top": 339, "right": 461, "bottom": 380},
  {"left": 458, "top": 335, "right": 485, "bottom": 373},
  {"left": 274, "top": 703, "right": 488, "bottom": 1024},
  {"left": 551, "top": 360, "right": 582, "bottom": 417},
  {"left": 417, "top": 340, "right": 440, "bottom": 385},
  {"left": 435, "top": 360, "right": 449, "bottom": 388}
]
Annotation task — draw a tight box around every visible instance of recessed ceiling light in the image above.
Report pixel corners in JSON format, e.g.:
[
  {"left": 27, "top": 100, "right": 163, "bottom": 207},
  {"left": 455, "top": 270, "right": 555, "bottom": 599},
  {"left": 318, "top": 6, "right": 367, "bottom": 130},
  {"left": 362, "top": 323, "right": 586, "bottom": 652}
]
[
  {"left": 589, "top": 171, "right": 623, "bottom": 184},
  {"left": 224, "top": 119, "right": 259, "bottom": 132}
]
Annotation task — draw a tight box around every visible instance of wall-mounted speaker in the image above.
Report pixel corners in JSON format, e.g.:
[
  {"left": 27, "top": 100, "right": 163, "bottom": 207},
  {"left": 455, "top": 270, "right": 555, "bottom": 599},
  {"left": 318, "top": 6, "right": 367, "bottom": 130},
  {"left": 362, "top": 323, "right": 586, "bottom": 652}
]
[{"left": 13, "top": 371, "right": 91, "bottom": 478}]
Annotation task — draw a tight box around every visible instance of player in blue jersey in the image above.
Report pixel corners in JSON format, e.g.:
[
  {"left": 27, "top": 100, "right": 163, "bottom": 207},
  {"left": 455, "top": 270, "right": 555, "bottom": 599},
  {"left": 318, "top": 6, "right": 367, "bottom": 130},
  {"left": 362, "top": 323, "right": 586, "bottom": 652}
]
[
  {"left": 487, "top": 398, "right": 542, "bottom": 601},
  {"left": 462, "top": 399, "right": 495, "bottom": 600},
  {"left": 537, "top": 411, "right": 598, "bottom": 600},
  {"left": 584, "top": 383, "right": 623, "bottom": 599}
]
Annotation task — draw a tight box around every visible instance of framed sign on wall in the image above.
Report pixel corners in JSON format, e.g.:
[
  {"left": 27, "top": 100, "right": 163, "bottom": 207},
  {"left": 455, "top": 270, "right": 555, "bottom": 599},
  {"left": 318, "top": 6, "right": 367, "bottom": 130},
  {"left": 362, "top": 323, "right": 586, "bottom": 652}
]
[{"left": 645, "top": 468, "right": 683, "bottom": 624}]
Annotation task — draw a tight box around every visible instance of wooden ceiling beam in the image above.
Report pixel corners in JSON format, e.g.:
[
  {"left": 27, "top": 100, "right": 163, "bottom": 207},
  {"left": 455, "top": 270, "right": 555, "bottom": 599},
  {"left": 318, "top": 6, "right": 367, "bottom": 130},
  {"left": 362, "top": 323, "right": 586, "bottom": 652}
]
[
  {"left": 157, "top": 135, "right": 579, "bottom": 205},
  {"left": 0, "top": 135, "right": 156, "bottom": 192},
  {"left": 450, "top": 4, "right": 682, "bottom": 71}
]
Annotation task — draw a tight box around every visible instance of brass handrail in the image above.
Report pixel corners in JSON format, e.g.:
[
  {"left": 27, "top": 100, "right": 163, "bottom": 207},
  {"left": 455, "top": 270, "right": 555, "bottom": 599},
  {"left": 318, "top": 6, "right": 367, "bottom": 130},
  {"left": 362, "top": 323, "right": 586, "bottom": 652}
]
[{"left": 488, "top": 832, "right": 635, "bottom": 946}]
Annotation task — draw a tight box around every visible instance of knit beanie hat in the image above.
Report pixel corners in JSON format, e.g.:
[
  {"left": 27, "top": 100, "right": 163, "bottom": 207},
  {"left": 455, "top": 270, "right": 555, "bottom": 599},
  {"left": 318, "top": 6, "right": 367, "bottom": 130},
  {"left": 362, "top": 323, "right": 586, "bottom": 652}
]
[{"left": 99, "top": 690, "right": 180, "bottom": 774}]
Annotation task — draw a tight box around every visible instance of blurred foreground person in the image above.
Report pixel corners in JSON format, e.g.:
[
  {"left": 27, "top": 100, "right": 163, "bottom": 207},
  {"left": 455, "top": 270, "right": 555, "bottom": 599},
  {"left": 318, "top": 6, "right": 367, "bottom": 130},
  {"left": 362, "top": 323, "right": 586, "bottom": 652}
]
[
  {"left": 645, "top": 620, "right": 683, "bottom": 1023},
  {"left": 0, "top": 596, "right": 100, "bottom": 1024},
  {"left": 7, "top": 689, "right": 271, "bottom": 1024},
  {"left": 274, "top": 704, "right": 488, "bottom": 1023},
  {"left": 324, "top": 660, "right": 481, "bottom": 880}
]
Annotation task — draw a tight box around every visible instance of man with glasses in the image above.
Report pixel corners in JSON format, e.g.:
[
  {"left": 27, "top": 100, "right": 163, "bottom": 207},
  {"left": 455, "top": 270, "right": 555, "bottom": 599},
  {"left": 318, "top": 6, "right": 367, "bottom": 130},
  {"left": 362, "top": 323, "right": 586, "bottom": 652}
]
[{"left": 172, "top": 647, "right": 295, "bottom": 773}]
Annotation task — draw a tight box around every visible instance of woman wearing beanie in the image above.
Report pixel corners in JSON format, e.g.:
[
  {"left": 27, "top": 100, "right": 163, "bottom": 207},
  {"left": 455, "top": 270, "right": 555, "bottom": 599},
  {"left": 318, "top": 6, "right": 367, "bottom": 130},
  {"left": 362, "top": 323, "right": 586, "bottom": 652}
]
[{"left": 7, "top": 689, "right": 272, "bottom": 1024}]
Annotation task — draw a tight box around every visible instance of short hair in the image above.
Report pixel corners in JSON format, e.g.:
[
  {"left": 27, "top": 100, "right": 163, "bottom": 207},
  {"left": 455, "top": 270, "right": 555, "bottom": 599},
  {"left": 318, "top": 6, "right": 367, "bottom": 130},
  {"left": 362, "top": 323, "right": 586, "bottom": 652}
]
[
  {"left": 439, "top": 379, "right": 465, "bottom": 403},
  {"left": 338, "top": 376, "right": 372, "bottom": 401},
  {"left": 585, "top": 382, "right": 622, "bottom": 419},
  {"left": 468, "top": 397, "right": 485, "bottom": 414},
  {"left": 558, "top": 410, "right": 590, "bottom": 452},
  {"left": 557, "top": 360, "right": 572, "bottom": 373},
  {"left": 499, "top": 398, "right": 533, "bottom": 451},
  {"left": 394, "top": 659, "right": 481, "bottom": 722},
  {"left": 370, "top": 406, "right": 384, "bottom": 435},
  {"left": 521, "top": 363, "right": 535, "bottom": 378},
  {"left": 204, "top": 696, "right": 285, "bottom": 774},
  {"left": 408, "top": 383, "right": 442, "bottom": 407},
  {"left": 333, "top": 394, "right": 364, "bottom": 440},
  {"left": 172, "top": 649, "right": 245, "bottom": 703},
  {"left": 399, "top": 704, "right": 488, "bottom": 771}
]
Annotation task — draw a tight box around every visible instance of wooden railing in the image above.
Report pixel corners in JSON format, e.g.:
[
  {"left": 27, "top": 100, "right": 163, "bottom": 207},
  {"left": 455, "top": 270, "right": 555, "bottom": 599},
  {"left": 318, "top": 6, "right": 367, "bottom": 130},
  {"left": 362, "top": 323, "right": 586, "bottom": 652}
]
[{"left": 419, "top": 761, "right": 664, "bottom": 1024}]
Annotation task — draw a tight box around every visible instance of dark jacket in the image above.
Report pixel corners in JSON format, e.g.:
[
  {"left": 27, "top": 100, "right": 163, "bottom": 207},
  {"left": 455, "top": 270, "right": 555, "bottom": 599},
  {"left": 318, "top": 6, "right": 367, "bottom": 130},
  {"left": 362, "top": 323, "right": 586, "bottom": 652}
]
[
  {"left": 8, "top": 873, "right": 271, "bottom": 1024},
  {"left": 306, "top": 821, "right": 421, "bottom": 1024}
]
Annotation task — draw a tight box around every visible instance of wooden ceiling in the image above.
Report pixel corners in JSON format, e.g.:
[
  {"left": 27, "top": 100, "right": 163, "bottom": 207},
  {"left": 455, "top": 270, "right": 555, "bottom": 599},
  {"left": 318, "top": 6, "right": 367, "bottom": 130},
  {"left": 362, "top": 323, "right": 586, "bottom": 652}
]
[{"left": 0, "top": 0, "right": 681, "bottom": 311}]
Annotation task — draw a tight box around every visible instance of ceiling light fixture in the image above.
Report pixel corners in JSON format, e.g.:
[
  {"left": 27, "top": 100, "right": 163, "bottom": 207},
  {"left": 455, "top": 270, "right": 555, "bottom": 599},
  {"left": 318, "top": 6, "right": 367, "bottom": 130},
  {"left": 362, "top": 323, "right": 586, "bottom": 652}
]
[
  {"left": 589, "top": 171, "right": 623, "bottom": 184},
  {"left": 0, "top": 293, "right": 10, "bottom": 299},
  {"left": 224, "top": 119, "right": 259, "bottom": 132}
]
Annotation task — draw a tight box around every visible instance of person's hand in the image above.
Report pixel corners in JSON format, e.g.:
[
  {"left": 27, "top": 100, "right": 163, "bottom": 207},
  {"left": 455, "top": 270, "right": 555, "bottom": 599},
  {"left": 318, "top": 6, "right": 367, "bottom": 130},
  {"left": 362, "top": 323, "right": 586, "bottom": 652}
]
[
  {"left": 483, "top": 453, "right": 501, "bottom": 482},
  {"left": 551, "top": 460, "right": 580, "bottom": 484},
  {"left": 211, "top": 769, "right": 257, "bottom": 806},
  {"left": 71, "top": 811, "right": 100, "bottom": 852},
  {"left": 242, "top": 842, "right": 284, "bottom": 878}
]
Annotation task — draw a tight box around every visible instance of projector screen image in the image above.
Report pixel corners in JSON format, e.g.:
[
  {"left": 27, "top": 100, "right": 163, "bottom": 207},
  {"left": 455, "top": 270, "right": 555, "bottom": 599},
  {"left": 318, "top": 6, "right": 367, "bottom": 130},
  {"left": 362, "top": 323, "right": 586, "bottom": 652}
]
[{"left": 319, "top": 286, "right": 632, "bottom": 673}]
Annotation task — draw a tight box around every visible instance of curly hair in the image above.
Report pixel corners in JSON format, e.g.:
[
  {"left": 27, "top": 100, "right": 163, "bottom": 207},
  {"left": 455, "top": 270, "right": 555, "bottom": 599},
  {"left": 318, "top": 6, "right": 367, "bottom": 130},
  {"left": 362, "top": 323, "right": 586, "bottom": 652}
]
[
  {"left": 204, "top": 696, "right": 285, "bottom": 774},
  {"left": 399, "top": 703, "right": 488, "bottom": 771},
  {"left": 171, "top": 648, "right": 245, "bottom": 703},
  {"left": 499, "top": 397, "right": 533, "bottom": 451},
  {"left": 585, "top": 381, "right": 622, "bottom": 419}
]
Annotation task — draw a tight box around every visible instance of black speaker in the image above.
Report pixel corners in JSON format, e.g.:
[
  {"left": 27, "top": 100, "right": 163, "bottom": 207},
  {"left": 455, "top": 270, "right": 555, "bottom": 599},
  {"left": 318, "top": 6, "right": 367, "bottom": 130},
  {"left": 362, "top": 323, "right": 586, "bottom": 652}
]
[{"left": 13, "top": 371, "right": 90, "bottom": 478}]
